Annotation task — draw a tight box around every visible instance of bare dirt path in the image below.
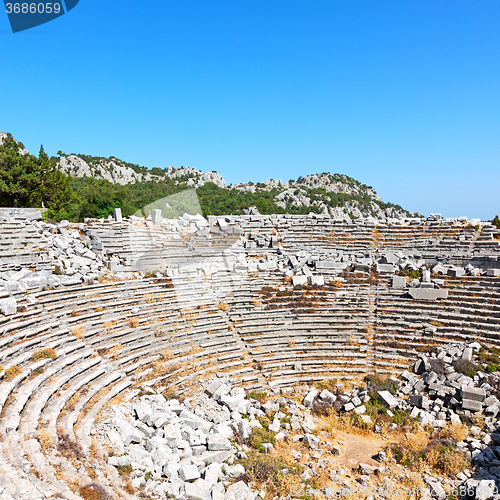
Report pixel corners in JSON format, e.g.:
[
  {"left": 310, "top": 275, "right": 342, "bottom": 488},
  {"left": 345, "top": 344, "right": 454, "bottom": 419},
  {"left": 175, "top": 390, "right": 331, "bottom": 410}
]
[{"left": 333, "top": 430, "right": 398, "bottom": 468}]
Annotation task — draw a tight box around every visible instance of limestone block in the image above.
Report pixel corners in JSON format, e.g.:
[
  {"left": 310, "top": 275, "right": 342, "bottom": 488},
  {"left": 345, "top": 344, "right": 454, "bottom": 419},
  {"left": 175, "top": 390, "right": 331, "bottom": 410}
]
[
  {"left": 408, "top": 288, "right": 448, "bottom": 300},
  {"left": 461, "top": 386, "right": 486, "bottom": 402},
  {"left": 203, "top": 462, "right": 222, "bottom": 485},
  {"left": 462, "top": 399, "right": 482, "bottom": 412},
  {"left": 292, "top": 275, "right": 307, "bottom": 286},
  {"left": 319, "top": 390, "right": 336, "bottom": 404},
  {"left": 224, "top": 481, "right": 250, "bottom": 500},
  {"left": 179, "top": 464, "right": 201, "bottom": 482},
  {"left": 184, "top": 480, "right": 211, "bottom": 500},
  {"left": 207, "top": 434, "right": 232, "bottom": 451},
  {"left": 303, "top": 433, "right": 320, "bottom": 449},
  {"left": 392, "top": 275, "right": 407, "bottom": 289},
  {"left": 377, "top": 391, "right": 398, "bottom": 409},
  {"left": 211, "top": 482, "right": 226, "bottom": 500},
  {"left": 113, "top": 208, "right": 122, "bottom": 222},
  {"left": 303, "top": 389, "right": 318, "bottom": 408},
  {"left": 224, "top": 464, "right": 245, "bottom": 479},
  {"left": 0, "top": 297, "right": 16, "bottom": 316}
]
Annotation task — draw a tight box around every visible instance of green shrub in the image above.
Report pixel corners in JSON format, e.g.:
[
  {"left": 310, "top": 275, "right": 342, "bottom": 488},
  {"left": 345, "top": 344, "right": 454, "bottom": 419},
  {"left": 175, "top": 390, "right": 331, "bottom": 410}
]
[
  {"left": 115, "top": 464, "right": 133, "bottom": 476},
  {"left": 248, "top": 391, "right": 268, "bottom": 403},
  {"left": 400, "top": 268, "right": 422, "bottom": 279},
  {"left": 365, "top": 373, "right": 399, "bottom": 395},
  {"left": 453, "top": 358, "right": 479, "bottom": 377},
  {"left": 4, "top": 365, "right": 22, "bottom": 380},
  {"left": 249, "top": 426, "right": 276, "bottom": 453},
  {"left": 477, "top": 347, "right": 500, "bottom": 372},
  {"left": 30, "top": 348, "right": 57, "bottom": 361}
]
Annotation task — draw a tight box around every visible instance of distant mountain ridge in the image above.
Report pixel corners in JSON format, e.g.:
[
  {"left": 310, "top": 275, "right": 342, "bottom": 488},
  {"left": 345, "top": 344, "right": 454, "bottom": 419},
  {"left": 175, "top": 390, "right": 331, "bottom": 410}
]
[
  {"left": 1, "top": 132, "right": 415, "bottom": 220},
  {"left": 56, "top": 151, "right": 413, "bottom": 219}
]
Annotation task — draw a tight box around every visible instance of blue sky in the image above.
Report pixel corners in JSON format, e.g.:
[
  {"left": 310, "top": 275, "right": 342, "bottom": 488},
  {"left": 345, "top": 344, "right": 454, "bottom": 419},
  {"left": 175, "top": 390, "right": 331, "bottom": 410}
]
[{"left": 1, "top": 1, "right": 499, "bottom": 219}]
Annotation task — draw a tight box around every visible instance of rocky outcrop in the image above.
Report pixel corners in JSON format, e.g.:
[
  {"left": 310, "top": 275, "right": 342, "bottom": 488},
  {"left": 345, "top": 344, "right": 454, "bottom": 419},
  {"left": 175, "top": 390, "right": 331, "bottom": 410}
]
[
  {"left": 58, "top": 155, "right": 155, "bottom": 185},
  {"left": 165, "top": 166, "right": 227, "bottom": 189}
]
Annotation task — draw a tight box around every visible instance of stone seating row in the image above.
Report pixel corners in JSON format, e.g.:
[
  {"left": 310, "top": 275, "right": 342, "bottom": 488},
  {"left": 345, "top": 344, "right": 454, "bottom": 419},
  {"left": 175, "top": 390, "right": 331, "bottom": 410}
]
[{"left": 0, "top": 268, "right": 498, "bottom": 497}]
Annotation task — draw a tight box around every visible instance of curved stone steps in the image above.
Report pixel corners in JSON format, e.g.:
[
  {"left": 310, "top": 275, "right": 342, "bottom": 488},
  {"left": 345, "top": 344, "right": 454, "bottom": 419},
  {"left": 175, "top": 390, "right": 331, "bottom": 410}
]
[
  {"left": 59, "top": 371, "right": 124, "bottom": 441},
  {"left": 0, "top": 347, "right": 93, "bottom": 434},
  {"left": 42, "top": 364, "right": 108, "bottom": 437},
  {"left": 0, "top": 433, "right": 49, "bottom": 499},
  {"left": 76, "top": 378, "right": 133, "bottom": 452},
  {"left": 18, "top": 356, "right": 103, "bottom": 438}
]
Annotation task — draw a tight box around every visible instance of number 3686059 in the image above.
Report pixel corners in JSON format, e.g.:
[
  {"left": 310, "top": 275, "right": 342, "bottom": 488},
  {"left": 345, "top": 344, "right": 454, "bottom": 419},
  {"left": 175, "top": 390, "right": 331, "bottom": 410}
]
[{"left": 5, "top": 3, "right": 62, "bottom": 14}]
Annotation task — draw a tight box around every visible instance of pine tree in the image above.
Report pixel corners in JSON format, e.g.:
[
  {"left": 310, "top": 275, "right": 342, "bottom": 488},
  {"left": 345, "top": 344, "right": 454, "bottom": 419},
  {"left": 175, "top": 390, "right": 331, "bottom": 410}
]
[
  {"left": 37, "top": 145, "right": 74, "bottom": 217},
  {"left": 0, "top": 135, "right": 39, "bottom": 206},
  {"left": 0, "top": 137, "right": 73, "bottom": 214}
]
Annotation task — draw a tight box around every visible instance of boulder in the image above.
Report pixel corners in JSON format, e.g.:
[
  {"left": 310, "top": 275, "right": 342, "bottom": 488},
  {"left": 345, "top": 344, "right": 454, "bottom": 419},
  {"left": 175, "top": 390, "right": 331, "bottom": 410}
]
[
  {"left": 303, "top": 433, "right": 320, "bottom": 449},
  {"left": 0, "top": 297, "right": 17, "bottom": 316},
  {"left": 377, "top": 391, "right": 398, "bottom": 409},
  {"left": 179, "top": 464, "right": 201, "bottom": 482}
]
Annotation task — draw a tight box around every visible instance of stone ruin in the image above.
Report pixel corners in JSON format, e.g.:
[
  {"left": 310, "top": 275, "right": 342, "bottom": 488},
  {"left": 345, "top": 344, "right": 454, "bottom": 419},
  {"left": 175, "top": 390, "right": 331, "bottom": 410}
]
[{"left": 0, "top": 207, "right": 500, "bottom": 499}]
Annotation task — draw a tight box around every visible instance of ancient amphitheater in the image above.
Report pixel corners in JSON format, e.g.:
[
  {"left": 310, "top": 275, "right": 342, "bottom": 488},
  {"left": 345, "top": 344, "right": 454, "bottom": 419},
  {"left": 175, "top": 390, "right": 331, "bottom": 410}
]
[{"left": 1, "top": 207, "right": 500, "bottom": 499}]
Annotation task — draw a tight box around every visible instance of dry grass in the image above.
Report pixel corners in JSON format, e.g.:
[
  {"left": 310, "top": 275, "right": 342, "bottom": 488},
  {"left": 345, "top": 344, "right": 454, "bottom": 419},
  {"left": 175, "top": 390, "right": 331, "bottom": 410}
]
[
  {"left": 401, "top": 429, "right": 430, "bottom": 452},
  {"left": 78, "top": 482, "right": 111, "bottom": 500},
  {"left": 189, "top": 344, "right": 203, "bottom": 354},
  {"left": 394, "top": 425, "right": 471, "bottom": 477},
  {"left": 63, "top": 392, "right": 81, "bottom": 414},
  {"left": 144, "top": 293, "right": 155, "bottom": 303},
  {"left": 161, "top": 349, "right": 172, "bottom": 361},
  {"left": 72, "top": 326, "right": 85, "bottom": 339},
  {"left": 57, "top": 433, "right": 83, "bottom": 459},
  {"left": 275, "top": 472, "right": 304, "bottom": 497},
  {"left": 123, "top": 481, "right": 135, "bottom": 495},
  {"left": 70, "top": 310, "right": 80, "bottom": 317},
  {"left": 317, "top": 410, "right": 374, "bottom": 437},
  {"left": 180, "top": 307, "right": 198, "bottom": 329},
  {"left": 129, "top": 317, "right": 140, "bottom": 328},
  {"left": 38, "top": 428, "right": 54, "bottom": 453},
  {"left": 440, "top": 422, "right": 469, "bottom": 441},
  {"left": 153, "top": 360, "right": 171, "bottom": 377},
  {"left": 253, "top": 299, "right": 263, "bottom": 306},
  {"left": 106, "top": 344, "right": 123, "bottom": 360},
  {"left": 3, "top": 365, "right": 22, "bottom": 380},
  {"left": 440, "top": 448, "right": 471, "bottom": 475},
  {"left": 348, "top": 334, "right": 359, "bottom": 346},
  {"left": 218, "top": 301, "right": 228, "bottom": 311},
  {"left": 30, "top": 348, "right": 57, "bottom": 361},
  {"left": 95, "top": 306, "right": 103, "bottom": 312},
  {"left": 471, "top": 413, "right": 486, "bottom": 431}
]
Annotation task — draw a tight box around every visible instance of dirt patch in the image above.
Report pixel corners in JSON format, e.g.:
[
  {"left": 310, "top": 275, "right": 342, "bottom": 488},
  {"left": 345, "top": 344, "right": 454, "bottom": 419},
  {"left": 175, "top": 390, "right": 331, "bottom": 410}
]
[{"left": 333, "top": 430, "right": 397, "bottom": 468}]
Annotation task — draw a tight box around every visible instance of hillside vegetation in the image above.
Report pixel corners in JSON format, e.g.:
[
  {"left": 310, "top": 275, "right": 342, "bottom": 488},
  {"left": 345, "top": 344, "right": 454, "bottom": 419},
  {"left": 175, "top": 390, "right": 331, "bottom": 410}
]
[{"left": 1, "top": 132, "right": 413, "bottom": 221}]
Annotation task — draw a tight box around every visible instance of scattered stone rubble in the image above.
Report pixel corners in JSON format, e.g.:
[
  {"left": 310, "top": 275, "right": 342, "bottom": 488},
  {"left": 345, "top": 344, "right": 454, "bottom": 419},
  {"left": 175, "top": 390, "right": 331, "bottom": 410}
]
[
  {"left": 90, "top": 345, "right": 500, "bottom": 500},
  {"left": 298, "top": 342, "right": 500, "bottom": 499},
  {"left": 95, "top": 379, "right": 262, "bottom": 500},
  {"left": 1, "top": 208, "right": 500, "bottom": 317}
]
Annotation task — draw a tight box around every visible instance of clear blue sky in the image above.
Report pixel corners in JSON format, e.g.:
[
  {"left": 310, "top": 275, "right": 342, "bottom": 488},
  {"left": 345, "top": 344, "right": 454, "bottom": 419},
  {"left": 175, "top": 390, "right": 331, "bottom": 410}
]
[{"left": 1, "top": 1, "right": 499, "bottom": 219}]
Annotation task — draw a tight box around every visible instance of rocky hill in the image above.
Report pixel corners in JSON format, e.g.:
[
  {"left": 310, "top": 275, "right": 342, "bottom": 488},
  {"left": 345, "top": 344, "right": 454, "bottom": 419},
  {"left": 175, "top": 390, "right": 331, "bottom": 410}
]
[
  {"left": 56, "top": 151, "right": 413, "bottom": 220},
  {"left": 1, "top": 132, "right": 415, "bottom": 220}
]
